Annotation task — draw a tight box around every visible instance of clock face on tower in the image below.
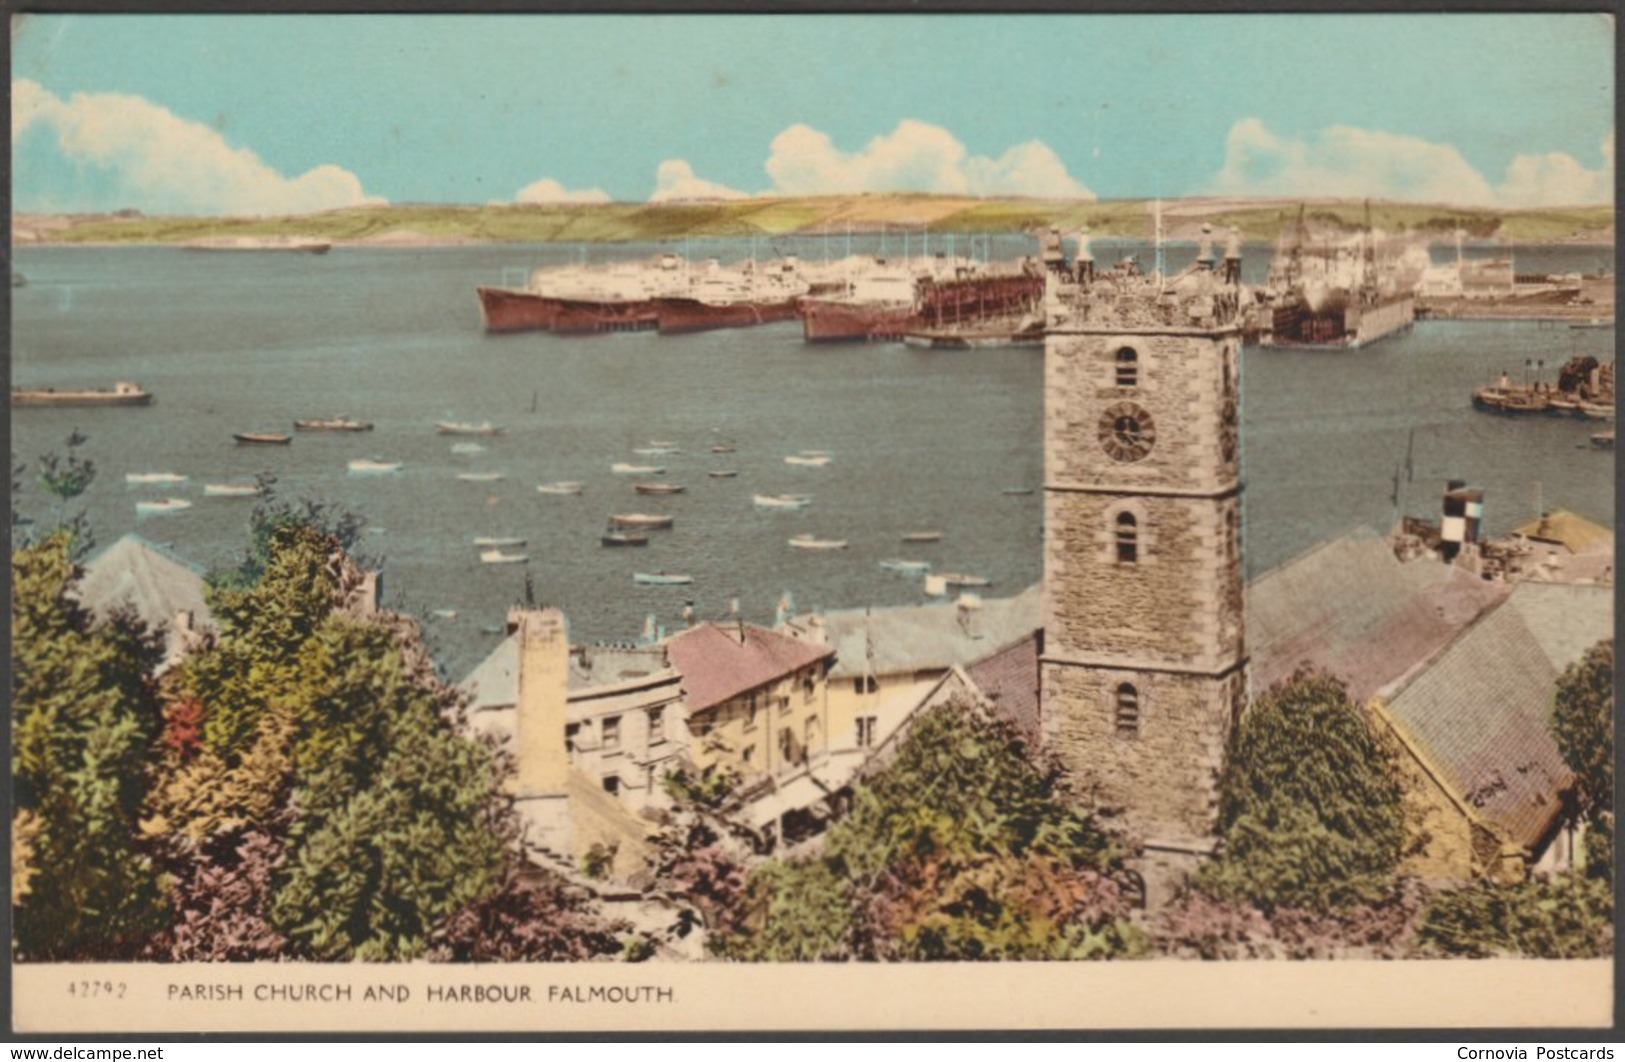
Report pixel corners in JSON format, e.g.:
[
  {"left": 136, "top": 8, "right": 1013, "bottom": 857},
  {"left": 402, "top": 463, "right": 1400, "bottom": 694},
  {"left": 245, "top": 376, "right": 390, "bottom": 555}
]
[{"left": 1098, "top": 401, "right": 1157, "bottom": 462}]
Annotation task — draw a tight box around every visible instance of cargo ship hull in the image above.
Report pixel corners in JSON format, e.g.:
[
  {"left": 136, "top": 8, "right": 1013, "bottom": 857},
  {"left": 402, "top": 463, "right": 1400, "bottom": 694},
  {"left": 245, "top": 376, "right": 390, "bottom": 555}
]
[
  {"left": 477, "top": 286, "right": 563, "bottom": 334},
  {"left": 654, "top": 296, "right": 803, "bottom": 335},
  {"left": 799, "top": 299, "right": 919, "bottom": 343},
  {"left": 13, "top": 385, "right": 152, "bottom": 407},
  {"left": 551, "top": 298, "right": 660, "bottom": 335}
]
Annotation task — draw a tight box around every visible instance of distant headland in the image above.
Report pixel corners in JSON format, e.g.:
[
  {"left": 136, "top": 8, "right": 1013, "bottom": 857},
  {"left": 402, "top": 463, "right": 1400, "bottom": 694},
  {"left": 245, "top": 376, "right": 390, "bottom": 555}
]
[{"left": 12, "top": 195, "right": 1614, "bottom": 248}]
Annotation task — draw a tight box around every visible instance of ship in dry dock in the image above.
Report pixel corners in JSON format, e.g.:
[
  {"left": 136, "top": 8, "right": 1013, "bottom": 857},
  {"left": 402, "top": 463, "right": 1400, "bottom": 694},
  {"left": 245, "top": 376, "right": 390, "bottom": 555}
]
[{"left": 1256, "top": 206, "right": 1417, "bottom": 348}]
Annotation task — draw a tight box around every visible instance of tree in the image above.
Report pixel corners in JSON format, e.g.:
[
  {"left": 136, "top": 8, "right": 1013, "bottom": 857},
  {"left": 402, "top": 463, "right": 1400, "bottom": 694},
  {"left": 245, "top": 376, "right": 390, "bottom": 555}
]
[
  {"left": 33, "top": 430, "right": 97, "bottom": 558},
  {"left": 1551, "top": 639, "right": 1613, "bottom": 881},
  {"left": 11, "top": 533, "right": 167, "bottom": 959},
  {"left": 1419, "top": 875, "right": 1612, "bottom": 959},
  {"left": 1199, "top": 669, "right": 1407, "bottom": 914},
  {"left": 718, "top": 701, "right": 1144, "bottom": 961},
  {"left": 427, "top": 865, "right": 627, "bottom": 962}
]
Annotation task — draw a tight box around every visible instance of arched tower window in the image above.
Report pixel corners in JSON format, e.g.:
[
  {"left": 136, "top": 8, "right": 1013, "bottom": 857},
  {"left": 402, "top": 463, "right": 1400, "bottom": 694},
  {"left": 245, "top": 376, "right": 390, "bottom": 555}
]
[
  {"left": 1115, "top": 511, "right": 1139, "bottom": 564},
  {"left": 1114, "top": 683, "right": 1140, "bottom": 738},
  {"left": 1115, "top": 347, "right": 1139, "bottom": 388}
]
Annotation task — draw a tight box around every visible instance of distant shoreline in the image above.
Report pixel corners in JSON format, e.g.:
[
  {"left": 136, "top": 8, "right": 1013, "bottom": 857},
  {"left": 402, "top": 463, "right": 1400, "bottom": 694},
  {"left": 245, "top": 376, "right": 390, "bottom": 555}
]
[{"left": 12, "top": 197, "right": 1615, "bottom": 250}]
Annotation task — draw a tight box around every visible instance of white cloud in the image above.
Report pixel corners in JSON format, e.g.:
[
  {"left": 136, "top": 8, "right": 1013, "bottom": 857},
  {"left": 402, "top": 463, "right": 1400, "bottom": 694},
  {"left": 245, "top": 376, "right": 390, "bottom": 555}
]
[
  {"left": 12, "top": 78, "right": 383, "bottom": 216},
  {"left": 648, "top": 159, "right": 747, "bottom": 203},
  {"left": 1496, "top": 133, "right": 1614, "bottom": 207},
  {"left": 764, "top": 120, "right": 1093, "bottom": 199},
  {"left": 1209, "top": 118, "right": 1612, "bottom": 209},
  {"left": 1209, "top": 118, "right": 1497, "bottom": 206},
  {"left": 515, "top": 177, "right": 611, "bottom": 205}
]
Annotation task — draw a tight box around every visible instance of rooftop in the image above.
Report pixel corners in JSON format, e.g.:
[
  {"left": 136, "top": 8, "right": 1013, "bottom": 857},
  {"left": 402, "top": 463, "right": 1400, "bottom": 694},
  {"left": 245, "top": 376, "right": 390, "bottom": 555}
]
[
  {"left": 1383, "top": 582, "right": 1612, "bottom": 852},
  {"left": 664, "top": 621, "right": 835, "bottom": 715},
  {"left": 1246, "top": 528, "right": 1509, "bottom": 703},
  {"left": 462, "top": 634, "right": 674, "bottom": 715},
  {"left": 73, "top": 534, "right": 214, "bottom": 669},
  {"left": 1510, "top": 510, "right": 1614, "bottom": 554},
  {"left": 792, "top": 584, "right": 1041, "bottom": 679}
]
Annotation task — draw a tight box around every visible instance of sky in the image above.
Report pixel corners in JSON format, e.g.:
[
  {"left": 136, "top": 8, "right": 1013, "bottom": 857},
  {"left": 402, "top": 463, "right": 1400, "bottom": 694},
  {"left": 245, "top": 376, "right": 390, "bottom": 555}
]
[{"left": 9, "top": 13, "right": 1616, "bottom": 216}]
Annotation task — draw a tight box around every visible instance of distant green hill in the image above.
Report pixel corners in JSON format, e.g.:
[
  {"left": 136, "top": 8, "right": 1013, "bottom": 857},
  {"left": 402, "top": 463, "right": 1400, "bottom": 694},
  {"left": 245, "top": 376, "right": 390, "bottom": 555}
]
[{"left": 22, "top": 196, "right": 1614, "bottom": 246}]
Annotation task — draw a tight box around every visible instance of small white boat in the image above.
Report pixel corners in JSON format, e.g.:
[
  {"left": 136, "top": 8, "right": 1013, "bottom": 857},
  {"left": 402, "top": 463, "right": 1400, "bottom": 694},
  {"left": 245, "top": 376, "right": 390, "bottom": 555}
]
[
  {"left": 457, "top": 471, "right": 505, "bottom": 483},
  {"left": 437, "top": 420, "right": 504, "bottom": 436},
  {"left": 902, "top": 530, "right": 944, "bottom": 544},
  {"left": 634, "top": 571, "right": 693, "bottom": 586},
  {"left": 612, "top": 463, "right": 665, "bottom": 475},
  {"left": 709, "top": 444, "right": 736, "bottom": 454},
  {"left": 135, "top": 498, "right": 192, "bottom": 516},
  {"left": 879, "top": 558, "right": 931, "bottom": 575},
  {"left": 472, "top": 536, "right": 527, "bottom": 548},
  {"left": 450, "top": 442, "right": 488, "bottom": 455},
  {"left": 537, "top": 481, "right": 585, "bottom": 495},
  {"left": 126, "top": 472, "right": 187, "bottom": 486},
  {"left": 203, "top": 483, "right": 264, "bottom": 498},
  {"left": 610, "top": 513, "right": 675, "bottom": 530},
  {"left": 349, "top": 458, "right": 403, "bottom": 474},
  {"left": 939, "top": 572, "right": 992, "bottom": 588},
  {"left": 784, "top": 454, "right": 832, "bottom": 468},
  {"left": 430, "top": 608, "right": 460, "bottom": 620},
  {"left": 633, "top": 446, "right": 681, "bottom": 456},
  {"left": 789, "top": 534, "right": 848, "bottom": 551},
  {"left": 647, "top": 439, "right": 677, "bottom": 448},
  {"left": 753, "top": 493, "right": 812, "bottom": 510},
  {"left": 480, "top": 549, "right": 528, "bottom": 565}
]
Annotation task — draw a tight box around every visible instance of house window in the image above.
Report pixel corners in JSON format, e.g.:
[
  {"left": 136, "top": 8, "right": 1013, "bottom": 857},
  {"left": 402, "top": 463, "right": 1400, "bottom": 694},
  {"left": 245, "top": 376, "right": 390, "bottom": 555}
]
[
  {"left": 744, "top": 695, "right": 759, "bottom": 731},
  {"left": 1115, "top": 511, "right": 1139, "bottom": 564},
  {"left": 778, "top": 693, "right": 791, "bottom": 715},
  {"left": 1114, "top": 683, "right": 1140, "bottom": 738},
  {"left": 565, "top": 722, "right": 580, "bottom": 753},
  {"left": 602, "top": 715, "right": 621, "bottom": 751},
  {"left": 853, "top": 676, "right": 879, "bottom": 695},
  {"left": 1115, "top": 347, "right": 1139, "bottom": 388},
  {"left": 742, "top": 745, "right": 755, "bottom": 766},
  {"left": 856, "top": 715, "right": 878, "bottom": 748},
  {"left": 805, "top": 715, "right": 821, "bottom": 756},
  {"left": 802, "top": 670, "right": 817, "bottom": 703},
  {"left": 648, "top": 707, "right": 665, "bottom": 745},
  {"left": 779, "top": 726, "right": 796, "bottom": 765},
  {"left": 602, "top": 775, "right": 621, "bottom": 795}
]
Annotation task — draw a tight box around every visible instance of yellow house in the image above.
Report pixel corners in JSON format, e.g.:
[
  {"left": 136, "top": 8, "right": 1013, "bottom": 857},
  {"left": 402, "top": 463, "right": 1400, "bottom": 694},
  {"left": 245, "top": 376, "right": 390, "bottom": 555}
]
[
  {"left": 783, "top": 586, "right": 1040, "bottom": 757},
  {"left": 664, "top": 621, "right": 835, "bottom": 783}
]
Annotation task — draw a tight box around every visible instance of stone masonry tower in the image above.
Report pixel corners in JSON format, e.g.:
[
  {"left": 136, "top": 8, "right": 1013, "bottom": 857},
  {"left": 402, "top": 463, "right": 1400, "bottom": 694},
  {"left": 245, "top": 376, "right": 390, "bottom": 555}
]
[{"left": 1040, "top": 226, "right": 1247, "bottom": 867}]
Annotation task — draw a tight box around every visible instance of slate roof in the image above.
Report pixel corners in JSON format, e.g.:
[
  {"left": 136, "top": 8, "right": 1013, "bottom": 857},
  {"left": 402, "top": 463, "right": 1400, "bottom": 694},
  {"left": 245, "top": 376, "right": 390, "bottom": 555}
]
[
  {"left": 462, "top": 634, "right": 671, "bottom": 714},
  {"left": 73, "top": 535, "right": 214, "bottom": 670},
  {"left": 1246, "top": 528, "right": 1510, "bottom": 703},
  {"left": 1383, "top": 582, "right": 1612, "bottom": 851},
  {"left": 966, "top": 632, "right": 1042, "bottom": 748},
  {"left": 1511, "top": 510, "right": 1613, "bottom": 554},
  {"left": 808, "top": 584, "right": 1042, "bottom": 679},
  {"left": 664, "top": 622, "right": 834, "bottom": 715}
]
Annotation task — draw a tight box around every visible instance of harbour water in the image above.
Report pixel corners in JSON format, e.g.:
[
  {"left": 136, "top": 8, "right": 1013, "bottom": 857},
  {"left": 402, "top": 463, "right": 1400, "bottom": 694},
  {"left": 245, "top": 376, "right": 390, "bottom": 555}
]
[{"left": 10, "top": 241, "right": 1614, "bottom": 678}]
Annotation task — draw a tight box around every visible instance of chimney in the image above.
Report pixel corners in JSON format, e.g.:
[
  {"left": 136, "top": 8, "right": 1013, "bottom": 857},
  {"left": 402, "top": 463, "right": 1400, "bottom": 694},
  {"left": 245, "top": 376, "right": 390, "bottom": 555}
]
[
  {"left": 514, "top": 609, "right": 571, "bottom": 797},
  {"left": 1440, "top": 480, "right": 1485, "bottom": 563}
]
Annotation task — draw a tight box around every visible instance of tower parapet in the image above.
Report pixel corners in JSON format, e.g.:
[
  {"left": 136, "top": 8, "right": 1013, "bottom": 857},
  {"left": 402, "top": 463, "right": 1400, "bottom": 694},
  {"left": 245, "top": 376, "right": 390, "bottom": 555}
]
[{"left": 1046, "top": 248, "right": 1245, "bottom": 335}]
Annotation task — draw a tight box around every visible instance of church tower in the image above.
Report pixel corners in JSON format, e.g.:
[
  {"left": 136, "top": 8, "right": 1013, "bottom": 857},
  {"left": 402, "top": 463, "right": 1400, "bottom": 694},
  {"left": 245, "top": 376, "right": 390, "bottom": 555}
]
[{"left": 1040, "top": 226, "right": 1247, "bottom": 862}]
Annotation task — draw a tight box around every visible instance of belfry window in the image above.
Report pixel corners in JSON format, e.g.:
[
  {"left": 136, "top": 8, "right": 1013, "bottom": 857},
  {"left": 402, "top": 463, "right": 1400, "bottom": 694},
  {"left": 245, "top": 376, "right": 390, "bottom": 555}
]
[
  {"left": 1115, "top": 511, "right": 1139, "bottom": 564},
  {"left": 1115, "top": 347, "right": 1139, "bottom": 388},
  {"left": 1114, "top": 683, "right": 1140, "bottom": 738}
]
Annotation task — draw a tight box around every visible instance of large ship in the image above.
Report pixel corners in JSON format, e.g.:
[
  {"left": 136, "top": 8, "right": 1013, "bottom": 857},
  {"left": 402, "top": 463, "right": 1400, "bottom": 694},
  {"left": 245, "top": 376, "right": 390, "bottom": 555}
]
[
  {"left": 652, "top": 257, "right": 810, "bottom": 335},
  {"left": 477, "top": 253, "right": 688, "bottom": 335},
  {"left": 798, "top": 254, "right": 1044, "bottom": 343},
  {"left": 13, "top": 381, "right": 153, "bottom": 407},
  {"left": 1259, "top": 207, "right": 1416, "bottom": 348}
]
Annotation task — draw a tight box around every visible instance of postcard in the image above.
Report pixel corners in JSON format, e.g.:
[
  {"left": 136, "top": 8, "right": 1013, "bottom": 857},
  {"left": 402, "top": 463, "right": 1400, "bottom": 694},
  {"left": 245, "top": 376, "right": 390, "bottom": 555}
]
[{"left": 8, "top": 11, "right": 1616, "bottom": 1035}]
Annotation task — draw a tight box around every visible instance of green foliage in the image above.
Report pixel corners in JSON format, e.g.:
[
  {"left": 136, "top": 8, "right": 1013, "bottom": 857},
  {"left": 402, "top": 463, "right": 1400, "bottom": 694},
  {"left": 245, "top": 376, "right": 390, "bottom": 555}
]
[
  {"left": 581, "top": 843, "right": 618, "bottom": 881},
  {"left": 217, "top": 479, "right": 367, "bottom": 590},
  {"left": 1200, "top": 670, "right": 1407, "bottom": 914},
  {"left": 661, "top": 765, "right": 740, "bottom": 810},
  {"left": 719, "top": 702, "right": 1142, "bottom": 961},
  {"left": 11, "top": 533, "right": 167, "bottom": 958},
  {"left": 1552, "top": 640, "right": 1613, "bottom": 820},
  {"left": 1419, "top": 874, "right": 1613, "bottom": 958}
]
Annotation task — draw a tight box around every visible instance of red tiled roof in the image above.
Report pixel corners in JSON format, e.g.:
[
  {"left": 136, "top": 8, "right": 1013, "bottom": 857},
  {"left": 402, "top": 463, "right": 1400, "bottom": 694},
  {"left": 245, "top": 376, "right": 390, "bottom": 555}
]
[
  {"left": 666, "top": 622, "right": 834, "bottom": 714},
  {"left": 967, "top": 632, "right": 1042, "bottom": 748}
]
